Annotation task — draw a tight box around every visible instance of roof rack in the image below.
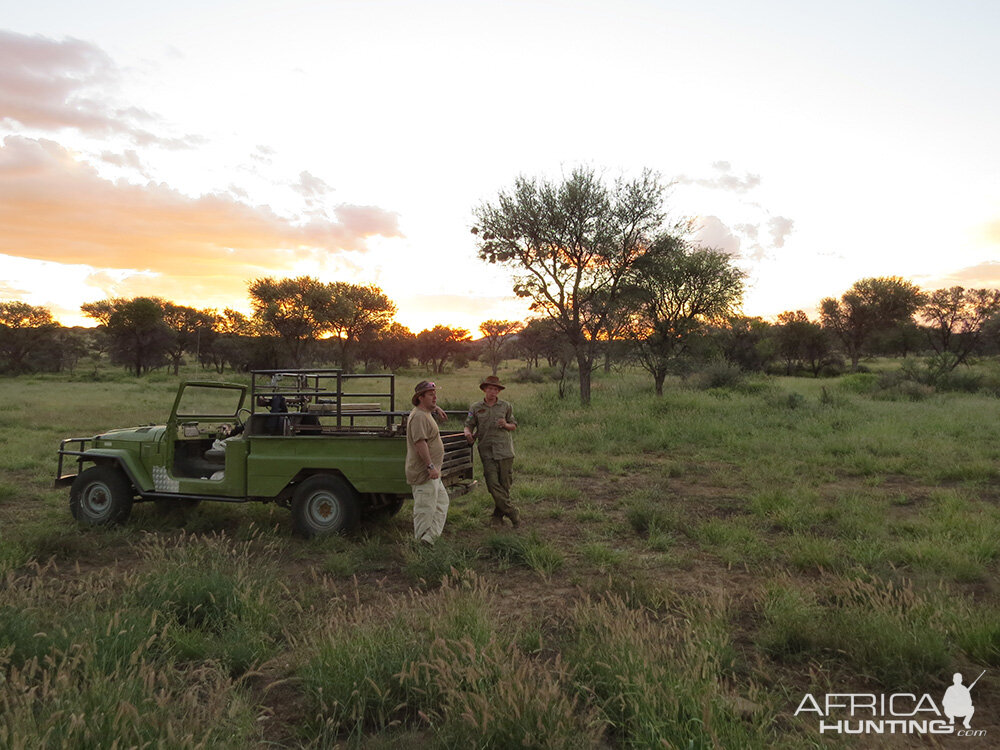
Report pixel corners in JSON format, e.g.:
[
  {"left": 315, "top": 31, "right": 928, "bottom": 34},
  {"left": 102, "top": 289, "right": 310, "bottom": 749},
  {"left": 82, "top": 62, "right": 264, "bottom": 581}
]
[{"left": 250, "top": 369, "right": 397, "bottom": 431}]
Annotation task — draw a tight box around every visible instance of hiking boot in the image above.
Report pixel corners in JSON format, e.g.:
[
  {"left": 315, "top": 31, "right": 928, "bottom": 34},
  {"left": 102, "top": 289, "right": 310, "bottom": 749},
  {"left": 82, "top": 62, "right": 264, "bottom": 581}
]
[{"left": 509, "top": 514, "right": 521, "bottom": 529}]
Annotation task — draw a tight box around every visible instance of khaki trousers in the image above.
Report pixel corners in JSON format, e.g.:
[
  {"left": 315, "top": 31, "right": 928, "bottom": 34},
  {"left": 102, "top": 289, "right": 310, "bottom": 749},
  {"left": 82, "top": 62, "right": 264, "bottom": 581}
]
[
  {"left": 481, "top": 456, "right": 518, "bottom": 521},
  {"left": 411, "top": 478, "right": 449, "bottom": 544}
]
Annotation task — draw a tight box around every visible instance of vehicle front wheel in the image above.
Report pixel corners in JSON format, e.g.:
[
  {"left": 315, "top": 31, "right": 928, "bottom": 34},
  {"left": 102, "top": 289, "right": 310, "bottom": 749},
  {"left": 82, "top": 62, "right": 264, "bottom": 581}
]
[
  {"left": 291, "top": 475, "right": 360, "bottom": 539},
  {"left": 70, "top": 465, "right": 134, "bottom": 526}
]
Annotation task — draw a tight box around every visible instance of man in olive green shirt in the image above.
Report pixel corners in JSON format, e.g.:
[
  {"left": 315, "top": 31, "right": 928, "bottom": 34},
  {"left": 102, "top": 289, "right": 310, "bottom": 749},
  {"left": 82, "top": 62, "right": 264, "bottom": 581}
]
[{"left": 464, "top": 375, "right": 520, "bottom": 527}]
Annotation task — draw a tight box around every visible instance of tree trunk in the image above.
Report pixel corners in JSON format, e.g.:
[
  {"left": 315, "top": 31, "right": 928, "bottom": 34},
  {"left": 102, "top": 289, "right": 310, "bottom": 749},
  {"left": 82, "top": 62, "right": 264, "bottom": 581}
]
[
  {"left": 654, "top": 370, "right": 666, "bottom": 396},
  {"left": 576, "top": 351, "right": 592, "bottom": 405}
]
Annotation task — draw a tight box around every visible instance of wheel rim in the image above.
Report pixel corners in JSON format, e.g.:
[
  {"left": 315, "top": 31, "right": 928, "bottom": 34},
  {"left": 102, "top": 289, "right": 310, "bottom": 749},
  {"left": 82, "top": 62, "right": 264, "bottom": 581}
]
[
  {"left": 82, "top": 481, "right": 113, "bottom": 519},
  {"left": 306, "top": 489, "right": 343, "bottom": 530}
]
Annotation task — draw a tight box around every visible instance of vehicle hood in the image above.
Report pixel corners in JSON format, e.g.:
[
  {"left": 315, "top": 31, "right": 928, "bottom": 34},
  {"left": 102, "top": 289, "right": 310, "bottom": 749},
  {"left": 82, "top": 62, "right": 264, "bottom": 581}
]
[{"left": 93, "top": 425, "right": 166, "bottom": 443}]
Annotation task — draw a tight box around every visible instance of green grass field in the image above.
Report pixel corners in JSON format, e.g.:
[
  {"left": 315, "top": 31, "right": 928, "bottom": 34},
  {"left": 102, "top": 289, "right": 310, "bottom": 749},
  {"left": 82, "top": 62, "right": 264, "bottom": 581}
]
[{"left": 2, "top": 361, "right": 999, "bottom": 748}]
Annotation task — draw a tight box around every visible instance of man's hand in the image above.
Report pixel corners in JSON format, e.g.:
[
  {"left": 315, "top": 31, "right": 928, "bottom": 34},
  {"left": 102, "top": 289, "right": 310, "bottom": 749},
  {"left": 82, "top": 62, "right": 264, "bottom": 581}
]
[
  {"left": 428, "top": 466, "right": 441, "bottom": 480},
  {"left": 434, "top": 406, "right": 448, "bottom": 421},
  {"left": 464, "top": 427, "right": 475, "bottom": 444}
]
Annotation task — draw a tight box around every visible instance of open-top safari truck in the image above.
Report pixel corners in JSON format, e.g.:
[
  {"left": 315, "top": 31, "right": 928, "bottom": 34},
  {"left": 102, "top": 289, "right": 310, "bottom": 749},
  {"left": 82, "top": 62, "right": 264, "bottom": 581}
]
[{"left": 56, "top": 370, "right": 475, "bottom": 537}]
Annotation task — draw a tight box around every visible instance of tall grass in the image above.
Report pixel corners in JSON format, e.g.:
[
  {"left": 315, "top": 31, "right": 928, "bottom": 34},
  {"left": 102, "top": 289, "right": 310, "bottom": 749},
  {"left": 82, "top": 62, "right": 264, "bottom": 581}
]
[
  {"left": 562, "top": 593, "right": 781, "bottom": 749},
  {"left": 759, "top": 575, "right": 953, "bottom": 690},
  {"left": 3, "top": 359, "right": 1000, "bottom": 746},
  {"left": 0, "top": 555, "right": 261, "bottom": 748}
]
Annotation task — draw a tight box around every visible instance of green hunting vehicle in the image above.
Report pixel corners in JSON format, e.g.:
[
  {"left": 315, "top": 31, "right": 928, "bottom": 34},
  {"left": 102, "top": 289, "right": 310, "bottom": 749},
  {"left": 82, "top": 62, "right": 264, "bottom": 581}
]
[{"left": 56, "top": 370, "right": 475, "bottom": 537}]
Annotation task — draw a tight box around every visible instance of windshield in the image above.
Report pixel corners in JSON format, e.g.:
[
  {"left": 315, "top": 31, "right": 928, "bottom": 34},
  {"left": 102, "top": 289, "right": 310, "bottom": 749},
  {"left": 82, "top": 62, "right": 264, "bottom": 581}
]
[{"left": 174, "top": 384, "right": 245, "bottom": 418}]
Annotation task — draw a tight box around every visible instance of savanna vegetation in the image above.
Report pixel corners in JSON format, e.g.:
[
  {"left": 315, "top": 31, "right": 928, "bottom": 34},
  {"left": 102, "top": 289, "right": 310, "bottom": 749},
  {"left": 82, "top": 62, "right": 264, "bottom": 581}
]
[
  {"left": 2, "top": 356, "right": 1000, "bottom": 748},
  {"left": 3, "top": 167, "right": 1000, "bottom": 746}
]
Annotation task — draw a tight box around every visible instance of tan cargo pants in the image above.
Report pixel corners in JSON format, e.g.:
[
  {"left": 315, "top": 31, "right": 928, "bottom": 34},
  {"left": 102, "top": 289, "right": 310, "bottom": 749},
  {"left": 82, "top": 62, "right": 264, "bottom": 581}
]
[{"left": 411, "top": 478, "right": 449, "bottom": 544}]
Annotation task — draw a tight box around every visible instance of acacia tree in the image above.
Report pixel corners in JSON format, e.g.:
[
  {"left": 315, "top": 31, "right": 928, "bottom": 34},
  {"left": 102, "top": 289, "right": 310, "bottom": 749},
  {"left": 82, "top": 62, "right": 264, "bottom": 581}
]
[
  {"left": 0, "top": 301, "right": 58, "bottom": 373},
  {"left": 248, "top": 276, "right": 330, "bottom": 367},
  {"left": 161, "top": 302, "right": 216, "bottom": 375},
  {"left": 820, "top": 277, "right": 923, "bottom": 371},
  {"left": 478, "top": 319, "right": 522, "bottom": 375},
  {"left": 624, "top": 238, "right": 745, "bottom": 395},
  {"left": 773, "top": 310, "right": 833, "bottom": 376},
  {"left": 323, "top": 283, "right": 397, "bottom": 369},
  {"left": 920, "top": 286, "right": 1000, "bottom": 370},
  {"left": 359, "top": 321, "right": 415, "bottom": 371},
  {"left": 81, "top": 297, "right": 172, "bottom": 376},
  {"left": 714, "top": 316, "right": 775, "bottom": 372},
  {"left": 513, "top": 318, "right": 550, "bottom": 368},
  {"left": 416, "top": 325, "right": 470, "bottom": 374},
  {"left": 474, "top": 166, "right": 676, "bottom": 404}
]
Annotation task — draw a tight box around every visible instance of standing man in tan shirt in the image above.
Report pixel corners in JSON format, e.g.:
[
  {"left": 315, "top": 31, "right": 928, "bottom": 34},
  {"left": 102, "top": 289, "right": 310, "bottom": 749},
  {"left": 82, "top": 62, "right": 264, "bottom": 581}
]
[
  {"left": 464, "top": 375, "right": 520, "bottom": 528},
  {"left": 406, "top": 380, "right": 449, "bottom": 545}
]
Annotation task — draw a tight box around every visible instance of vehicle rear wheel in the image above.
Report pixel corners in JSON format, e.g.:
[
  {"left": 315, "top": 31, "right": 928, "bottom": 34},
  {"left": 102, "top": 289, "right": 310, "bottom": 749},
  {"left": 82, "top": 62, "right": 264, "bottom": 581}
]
[
  {"left": 291, "top": 475, "right": 360, "bottom": 538},
  {"left": 371, "top": 496, "right": 406, "bottom": 517},
  {"left": 70, "top": 465, "right": 134, "bottom": 526}
]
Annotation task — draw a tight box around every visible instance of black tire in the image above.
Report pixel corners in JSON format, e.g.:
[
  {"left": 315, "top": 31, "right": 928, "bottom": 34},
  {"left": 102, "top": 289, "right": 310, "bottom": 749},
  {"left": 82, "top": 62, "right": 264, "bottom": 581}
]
[
  {"left": 373, "top": 496, "right": 406, "bottom": 517},
  {"left": 70, "top": 465, "right": 134, "bottom": 526},
  {"left": 291, "top": 475, "right": 360, "bottom": 539}
]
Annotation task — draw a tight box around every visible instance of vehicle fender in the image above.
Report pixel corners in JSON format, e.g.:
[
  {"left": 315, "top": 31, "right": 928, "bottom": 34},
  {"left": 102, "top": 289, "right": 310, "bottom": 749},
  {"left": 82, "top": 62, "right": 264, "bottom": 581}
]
[{"left": 78, "top": 449, "right": 154, "bottom": 494}]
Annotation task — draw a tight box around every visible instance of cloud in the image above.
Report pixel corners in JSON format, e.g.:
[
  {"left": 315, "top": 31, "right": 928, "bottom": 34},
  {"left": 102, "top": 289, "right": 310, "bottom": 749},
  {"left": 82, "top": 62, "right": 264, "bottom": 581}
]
[
  {"left": 768, "top": 216, "right": 795, "bottom": 248},
  {"left": 0, "top": 136, "right": 403, "bottom": 308},
  {"left": 293, "top": 170, "right": 333, "bottom": 199},
  {"left": 0, "top": 280, "right": 29, "bottom": 298},
  {"left": 251, "top": 145, "right": 275, "bottom": 164},
  {"left": 677, "top": 162, "right": 761, "bottom": 193},
  {"left": 693, "top": 216, "right": 741, "bottom": 255},
  {"left": 100, "top": 148, "right": 149, "bottom": 176},
  {"left": 919, "top": 261, "right": 1000, "bottom": 290},
  {"left": 0, "top": 30, "right": 198, "bottom": 148}
]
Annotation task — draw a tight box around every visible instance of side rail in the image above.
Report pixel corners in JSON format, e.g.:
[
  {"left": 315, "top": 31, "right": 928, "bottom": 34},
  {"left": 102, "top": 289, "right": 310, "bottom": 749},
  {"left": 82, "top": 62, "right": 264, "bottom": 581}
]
[
  {"left": 440, "top": 431, "right": 477, "bottom": 498},
  {"left": 55, "top": 437, "right": 95, "bottom": 486},
  {"left": 440, "top": 432, "right": 473, "bottom": 478}
]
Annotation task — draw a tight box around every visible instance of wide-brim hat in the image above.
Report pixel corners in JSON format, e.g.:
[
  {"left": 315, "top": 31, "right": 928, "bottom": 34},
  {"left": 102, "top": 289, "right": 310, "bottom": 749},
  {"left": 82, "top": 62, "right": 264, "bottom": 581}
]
[
  {"left": 479, "top": 375, "right": 505, "bottom": 391},
  {"left": 411, "top": 380, "right": 437, "bottom": 406}
]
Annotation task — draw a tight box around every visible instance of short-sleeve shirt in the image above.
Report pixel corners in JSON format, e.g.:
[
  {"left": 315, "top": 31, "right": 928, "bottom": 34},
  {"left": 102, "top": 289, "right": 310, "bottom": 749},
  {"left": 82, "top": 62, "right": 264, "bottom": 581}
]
[
  {"left": 464, "top": 398, "right": 516, "bottom": 460},
  {"left": 405, "top": 407, "right": 444, "bottom": 485}
]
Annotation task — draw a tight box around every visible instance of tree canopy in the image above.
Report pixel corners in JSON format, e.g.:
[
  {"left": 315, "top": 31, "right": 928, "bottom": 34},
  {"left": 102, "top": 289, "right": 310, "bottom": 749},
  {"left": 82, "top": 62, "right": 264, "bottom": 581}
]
[
  {"left": 478, "top": 319, "right": 522, "bottom": 375},
  {"left": 474, "top": 166, "right": 679, "bottom": 403},
  {"left": 820, "top": 277, "right": 923, "bottom": 371},
  {"left": 624, "top": 237, "right": 746, "bottom": 394}
]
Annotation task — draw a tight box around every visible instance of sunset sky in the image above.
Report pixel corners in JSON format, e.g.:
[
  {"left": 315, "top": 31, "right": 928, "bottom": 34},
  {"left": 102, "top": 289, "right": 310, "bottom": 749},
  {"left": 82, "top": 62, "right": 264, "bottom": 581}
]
[{"left": 2, "top": 0, "right": 998, "bottom": 334}]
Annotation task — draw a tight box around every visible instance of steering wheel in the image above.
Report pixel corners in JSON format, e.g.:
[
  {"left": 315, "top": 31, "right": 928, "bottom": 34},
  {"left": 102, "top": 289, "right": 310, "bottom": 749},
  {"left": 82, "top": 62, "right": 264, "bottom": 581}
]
[{"left": 236, "top": 407, "right": 252, "bottom": 427}]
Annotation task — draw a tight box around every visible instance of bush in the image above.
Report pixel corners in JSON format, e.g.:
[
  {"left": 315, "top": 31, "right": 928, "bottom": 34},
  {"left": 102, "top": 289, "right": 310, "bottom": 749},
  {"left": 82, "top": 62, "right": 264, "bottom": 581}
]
[
  {"left": 509, "top": 367, "right": 549, "bottom": 384},
  {"left": 837, "top": 372, "right": 878, "bottom": 394},
  {"left": 689, "top": 360, "right": 745, "bottom": 390}
]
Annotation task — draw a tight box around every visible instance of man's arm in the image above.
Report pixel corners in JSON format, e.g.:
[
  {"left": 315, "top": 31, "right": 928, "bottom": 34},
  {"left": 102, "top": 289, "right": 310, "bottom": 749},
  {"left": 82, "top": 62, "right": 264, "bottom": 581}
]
[
  {"left": 463, "top": 407, "right": 477, "bottom": 443},
  {"left": 414, "top": 438, "right": 440, "bottom": 479},
  {"left": 498, "top": 403, "right": 516, "bottom": 431}
]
